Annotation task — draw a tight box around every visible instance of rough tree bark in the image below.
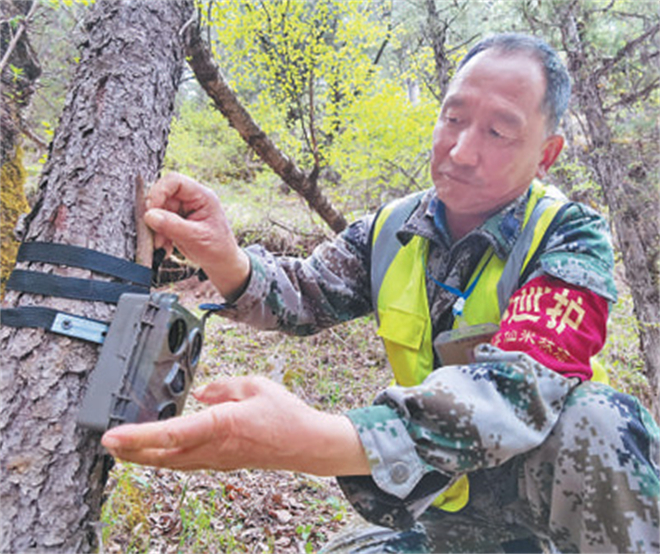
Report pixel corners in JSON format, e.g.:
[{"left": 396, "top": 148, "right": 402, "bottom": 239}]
[
  {"left": 183, "top": 22, "right": 348, "bottom": 234},
  {"left": 423, "top": 0, "right": 452, "bottom": 103},
  {"left": 0, "top": 0, "right": 41, "bottom": 297},
  {"left": 421, "top": 0, "right": 475, "bottom": 104},
  {"left": 0, "top": 0, "right": 192, "bottom": 551},
  {"left": 560, "top": 15, "right": 660, "bottom": 421}
]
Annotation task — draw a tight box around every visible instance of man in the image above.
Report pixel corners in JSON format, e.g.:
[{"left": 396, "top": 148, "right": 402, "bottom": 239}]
[{"left": 102, "top": 34, "right": 659, "bottom": 552}]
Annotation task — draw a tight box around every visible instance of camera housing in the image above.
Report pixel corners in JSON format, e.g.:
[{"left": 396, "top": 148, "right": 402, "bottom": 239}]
[{"left": 77, "top": 292, "right": 204, "bottom": 432}]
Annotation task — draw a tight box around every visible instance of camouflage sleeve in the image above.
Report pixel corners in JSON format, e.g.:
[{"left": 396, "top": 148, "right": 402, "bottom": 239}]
[
  {"left": 527, "top": 202, "right": 617, "bottom": 303},
  {"left": 218, "top": 215, "right": 375, "bottom": 335},
  {"left": 338, "top": 344, "right": 578, "bottom": 530}
]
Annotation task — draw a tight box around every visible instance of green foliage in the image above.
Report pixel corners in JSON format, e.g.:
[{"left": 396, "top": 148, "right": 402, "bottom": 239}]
[
  {"left": 46, "top": 0, "right": 95, "bottom": 7},
  {"left": 206, "top": 0, "right": 387, "bottom": 143},
  {"left": 101, "top": 463, "right": 151, "bottom": 553},
  {"left": 8, "top": 64, "right": 23, "bottom": 83},
  {"left": 8, "top": 15, "right": 22, "bottom": 31},
  {"left": 1, "top": 146, "right": 31, "bottom": 297},
  {"left": 164, "top": 97, "right": 250, "bottom": 185},
  {"left": 327, "top": 80, "right": 436, "bottom": 209},
  {"left": 549, "top": 159, "right": 603, "bottom": 203},
  {"left": 200, "top": 0, "right": 438, "bottom": 211}
]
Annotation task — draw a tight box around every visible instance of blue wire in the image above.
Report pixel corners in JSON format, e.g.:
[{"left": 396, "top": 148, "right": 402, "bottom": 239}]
[{"left": 424, "top": 250, "right": 495, "bottom": 316}]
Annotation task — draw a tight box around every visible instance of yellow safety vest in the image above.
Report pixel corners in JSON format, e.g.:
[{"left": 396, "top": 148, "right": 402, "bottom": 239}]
[{"left": 370, "top": 181, "right": 608, "bottom": 512}]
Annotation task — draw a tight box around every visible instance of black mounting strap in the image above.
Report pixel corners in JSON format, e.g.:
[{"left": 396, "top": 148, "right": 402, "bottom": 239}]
[
  {"left": 6, "top": 269, "right": 147, "bottom": 303},
  {"left": 1, "top": 241, "right": 151, "bottom": 343},
  {"left": 16, "top": 241, "right": 152, "bottom": 287},
  {"left": 1, "top": 306, "right": 108, "bottom": 344}
]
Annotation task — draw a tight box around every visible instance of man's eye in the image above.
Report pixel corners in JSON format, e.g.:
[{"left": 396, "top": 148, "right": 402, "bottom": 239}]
[{"left": 490, "top": 128, "right": 504, "bottom": 138}]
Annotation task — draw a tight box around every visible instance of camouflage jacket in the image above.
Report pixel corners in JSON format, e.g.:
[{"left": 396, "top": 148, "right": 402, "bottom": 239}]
[{"left": 219, "top": 185, "right": 617, "bottom": 528}]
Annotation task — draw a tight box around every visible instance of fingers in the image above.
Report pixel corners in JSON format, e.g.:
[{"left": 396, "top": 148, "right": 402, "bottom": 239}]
[
  {"left": 146, "top": 172, "right": 204, "bottom": 211},
  {"left": 102, "top": 408, "right": 220, "bottom": 454},
  {"left": 145, "top": 174, "right": 202, "bottom": 256},
  {"left": 107, "top": 446, "right": 242, "bottom": 471},
  {"left": 102, "top": 442, "right": 237, "bottom": 471},
  {"left": 143, "top": 208, "right": 190, "bottom": 258},
  {"left": 144, "top": 208, "right": 189, "bottom": 241},
  {"left": 192, "top": 376, "right": 273, "bottom": 404}
]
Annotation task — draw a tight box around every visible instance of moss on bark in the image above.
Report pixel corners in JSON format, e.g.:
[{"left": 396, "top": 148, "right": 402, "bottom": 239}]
[{"left": 0, "top": 144, "right": 29, "bottom": 297}]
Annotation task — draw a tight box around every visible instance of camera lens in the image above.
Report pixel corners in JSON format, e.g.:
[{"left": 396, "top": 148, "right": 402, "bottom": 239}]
[
  {"left": 157, "top": 402, "right": 177, "bottom": 421},
  {"left": 188, "top": 329, "right": 203, "bottom": 368},
  {"left": 165, "top": 364, "right": 186, "bottom": 395},
  {"left": 168, "top": 319, "right": 187, "bottom": 354}
]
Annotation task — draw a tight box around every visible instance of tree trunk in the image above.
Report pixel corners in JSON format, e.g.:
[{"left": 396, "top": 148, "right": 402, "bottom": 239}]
[
  {"left": 560, "top": 16, "right": 660, "bottom": 422},
  {"left": 183, "top": 23, "right": 348, "bottom": 234},
  {"left": 424, "top": 0, "right": 452, "bottom": 102},
  {"left": 0, "top": 0, "right": 41, "bottom": 297},
  {"left": 0, "top": 0, "right": 192, "bottom": 551}
]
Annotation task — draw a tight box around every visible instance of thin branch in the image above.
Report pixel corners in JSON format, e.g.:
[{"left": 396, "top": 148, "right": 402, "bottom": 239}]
[
  {"left": 18, "top": 118, "right": 48, "bottom": 149},
  {"left": 594, "top": 22, "right": 660, "bottom": 80},
  {"left": 0, "top": 0, "right": 39, "bottom": 76},
  {"left": 372, "top": 0, "right": 393, "bottom": 66},
  {"left": 381, "top": 157, "right": 425, "bottom": 190},
  {"left": 590, "top": 0, "right": 615, "bottom": 15},
  {"left": 612, "top": 10, "right": 657, "bottom": 21},
  {"left": 267, "top": 217, "right": 326, "bottom": 239},
  {"left": 447, "top": 33, "right": 480, "bottom": 55},
  {"left": 182, "top": 24, "right": 347, "bottom": 234},
  {"left": 308, "top": 65, "right": 320, "bottom": 171},
  {"left": 605, "top": 78, "right": 660, "bottom": 112}
]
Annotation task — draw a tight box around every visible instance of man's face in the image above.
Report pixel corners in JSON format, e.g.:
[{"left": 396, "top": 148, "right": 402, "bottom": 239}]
[{"left": 430, "top": 49, "right": 563, "bottom": 236}]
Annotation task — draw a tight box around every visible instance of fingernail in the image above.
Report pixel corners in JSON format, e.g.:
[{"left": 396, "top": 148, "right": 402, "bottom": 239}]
[
  {"left": 192, "top": 385, "right": 207, "bottom": 397},
  {"left": 102, "top": 435, "right": 120, "bottom": 451},
  {"left": 145, "top": 209, "right": 164, "bottom": 226}
]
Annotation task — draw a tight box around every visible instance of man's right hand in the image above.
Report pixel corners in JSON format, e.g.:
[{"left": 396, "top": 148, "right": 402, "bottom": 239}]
[{"left": 145, "top": 172, "right": 251, "bottom": 300}]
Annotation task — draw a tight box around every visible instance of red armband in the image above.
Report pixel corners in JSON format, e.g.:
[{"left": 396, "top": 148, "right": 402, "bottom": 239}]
[{"left": 490, "top": 275, "right": 609, "bottom": 380}]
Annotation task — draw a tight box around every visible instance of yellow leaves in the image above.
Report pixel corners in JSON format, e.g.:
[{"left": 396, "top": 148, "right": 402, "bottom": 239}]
[
  {"left": 197, "top": 0, "right": 440, "bottom": 208},
  {"left": 47, "top": 0, "right": 95, "bottom": 7},
  {"left": 207, "top": 0, "right": 386, "bottom": 106},
  {"left": 327, "top": 80, "right": 437, "bottom": 206}
]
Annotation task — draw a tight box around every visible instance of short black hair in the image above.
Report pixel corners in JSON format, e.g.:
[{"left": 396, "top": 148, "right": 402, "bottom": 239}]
[{"left": 456, "top": 33, "right": 571, "bottom": 132}]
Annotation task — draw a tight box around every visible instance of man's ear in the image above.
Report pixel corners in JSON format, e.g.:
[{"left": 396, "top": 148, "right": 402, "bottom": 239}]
[{"left": 536, "top": 134, "right": 564, "bottom": 178}]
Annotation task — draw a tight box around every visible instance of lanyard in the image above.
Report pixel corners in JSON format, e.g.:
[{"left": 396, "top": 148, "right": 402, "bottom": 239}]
[{"left": 424, "top": 249, "right": 495, "bottom": 317}]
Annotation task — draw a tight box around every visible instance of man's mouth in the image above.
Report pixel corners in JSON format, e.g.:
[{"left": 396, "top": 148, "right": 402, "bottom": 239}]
[{"left": 437, "top": 168, "right": 476, "bottom": 187}]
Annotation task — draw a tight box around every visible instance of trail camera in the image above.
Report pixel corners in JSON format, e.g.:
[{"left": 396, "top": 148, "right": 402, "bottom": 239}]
[{"left": 77, "top": 292, "right": 204, "bottom": 432}]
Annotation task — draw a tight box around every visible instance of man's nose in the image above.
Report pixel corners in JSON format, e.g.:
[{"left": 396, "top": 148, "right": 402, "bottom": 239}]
[{"left": 450, "top": 127, "right": 479, "bottom": 167}]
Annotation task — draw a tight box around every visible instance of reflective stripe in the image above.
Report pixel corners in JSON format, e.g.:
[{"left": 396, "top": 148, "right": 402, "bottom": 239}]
[
  {"left": 496, "top": 196, "right": 556, "bottom": 316},
  {"left": 370, "top": 193, "right": 425, "bottom": 321}
]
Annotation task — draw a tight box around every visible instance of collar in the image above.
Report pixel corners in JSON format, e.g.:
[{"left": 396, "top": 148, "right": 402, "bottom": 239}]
[{"left": 396, "top": 186, "right": 533, "bottom": 259}]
